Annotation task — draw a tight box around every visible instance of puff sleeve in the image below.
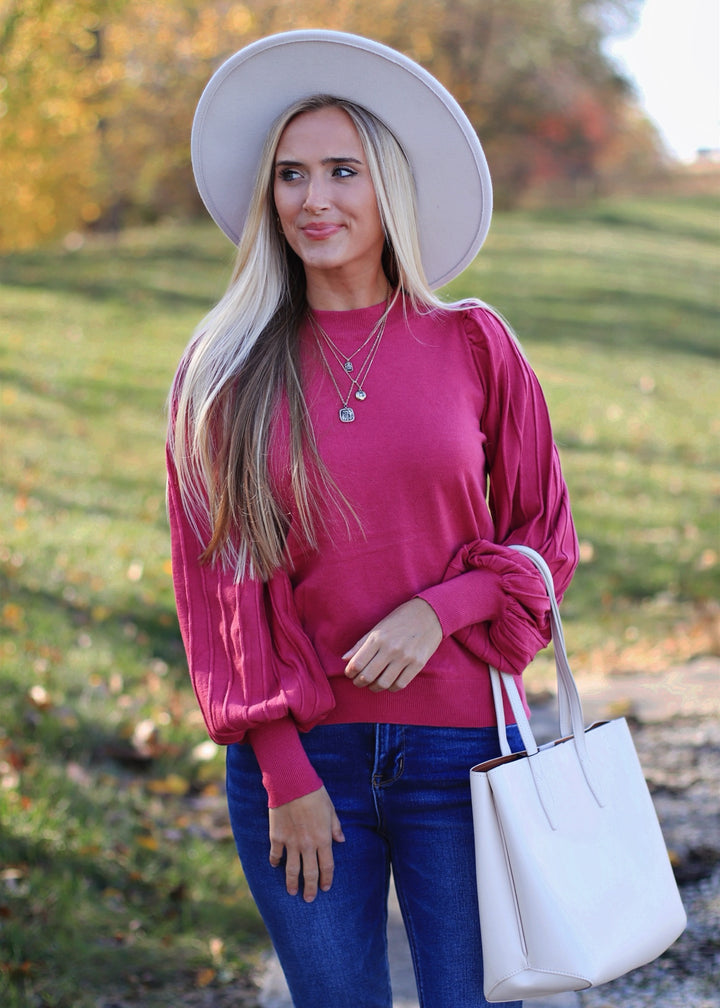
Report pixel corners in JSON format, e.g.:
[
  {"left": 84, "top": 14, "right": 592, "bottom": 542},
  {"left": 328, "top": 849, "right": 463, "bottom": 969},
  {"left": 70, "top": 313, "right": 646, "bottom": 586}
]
[
  {"left": 416, "top": 305, "right": 578, "bottom": 674},
  {"left": 166, "top": 446, "right": 335, "bottom": 806}
]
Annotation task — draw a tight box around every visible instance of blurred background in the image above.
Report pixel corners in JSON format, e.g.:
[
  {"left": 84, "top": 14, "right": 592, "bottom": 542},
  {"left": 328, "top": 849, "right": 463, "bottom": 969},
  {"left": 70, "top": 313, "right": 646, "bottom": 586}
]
[
  {"left": 0, "top": 0, "right": 717, "bottom": 251},
  {"left": 1, "top": 1, "right": 718, "bottom": 1006}
]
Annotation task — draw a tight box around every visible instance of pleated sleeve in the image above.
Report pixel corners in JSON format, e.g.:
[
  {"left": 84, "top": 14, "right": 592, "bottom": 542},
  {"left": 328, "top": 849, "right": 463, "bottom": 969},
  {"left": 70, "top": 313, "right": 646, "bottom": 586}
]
[
  {"left": 416, "top": 305, "right": 578, "bottom": 674},
  {"left": 166, "top": 446, "right": 334, "bottom": 805}
]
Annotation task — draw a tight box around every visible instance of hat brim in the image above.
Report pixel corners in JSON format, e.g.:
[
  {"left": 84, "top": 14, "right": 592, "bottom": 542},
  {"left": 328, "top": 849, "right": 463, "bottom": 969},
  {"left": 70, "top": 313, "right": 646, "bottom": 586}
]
[{"left": 191, "top": 29, "right": 492, "bottom": 289}]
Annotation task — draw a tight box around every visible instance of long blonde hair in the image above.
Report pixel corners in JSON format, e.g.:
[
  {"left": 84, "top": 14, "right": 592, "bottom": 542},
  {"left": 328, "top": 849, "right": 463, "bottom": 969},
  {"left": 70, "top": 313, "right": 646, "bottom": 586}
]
[{"left": 168, "top": 94, "right": 446, "bottom": 580}]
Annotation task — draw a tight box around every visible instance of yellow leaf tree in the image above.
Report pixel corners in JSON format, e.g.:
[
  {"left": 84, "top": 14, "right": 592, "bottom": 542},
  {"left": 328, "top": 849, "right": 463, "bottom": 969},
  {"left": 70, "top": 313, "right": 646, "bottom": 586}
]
[
  {"left": 0, "top": 0, "right": 122, "bottom": 248},
  {"left": 0, "top": 0, "right": 659, "bottom": 251}
]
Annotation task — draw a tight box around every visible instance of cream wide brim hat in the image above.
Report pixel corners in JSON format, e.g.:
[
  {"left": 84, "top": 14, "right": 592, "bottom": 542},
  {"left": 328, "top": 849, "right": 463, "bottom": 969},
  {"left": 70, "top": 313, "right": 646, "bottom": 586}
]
[{"left": 191, "top": 29, "right": 492, "bottom": 290}]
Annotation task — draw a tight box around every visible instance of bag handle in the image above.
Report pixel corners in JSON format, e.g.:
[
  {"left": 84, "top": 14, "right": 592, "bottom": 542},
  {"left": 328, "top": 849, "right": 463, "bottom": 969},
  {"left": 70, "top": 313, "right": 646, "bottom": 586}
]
[{"left": 491, "top": 546, "right": 606, "bottom": 808}]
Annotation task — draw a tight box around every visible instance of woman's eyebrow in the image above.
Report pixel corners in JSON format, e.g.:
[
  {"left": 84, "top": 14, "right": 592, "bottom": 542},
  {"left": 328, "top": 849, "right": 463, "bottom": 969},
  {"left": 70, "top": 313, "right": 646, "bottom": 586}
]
[{"left": 275, "top": 156, "right": 364, "bottom": 166}]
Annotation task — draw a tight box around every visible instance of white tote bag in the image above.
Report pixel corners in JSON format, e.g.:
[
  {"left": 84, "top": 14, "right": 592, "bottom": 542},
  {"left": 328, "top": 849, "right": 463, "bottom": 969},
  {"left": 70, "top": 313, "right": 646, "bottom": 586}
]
[{"left": 470, "top": 545, "right": 686, "bottom": 1002}]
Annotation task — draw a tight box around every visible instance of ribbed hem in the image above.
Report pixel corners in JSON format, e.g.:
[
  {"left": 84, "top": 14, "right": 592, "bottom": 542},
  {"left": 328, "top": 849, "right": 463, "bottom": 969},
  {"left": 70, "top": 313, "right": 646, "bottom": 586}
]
[{"left": 324, "top": 671, "right": 528, "bottom": 731}]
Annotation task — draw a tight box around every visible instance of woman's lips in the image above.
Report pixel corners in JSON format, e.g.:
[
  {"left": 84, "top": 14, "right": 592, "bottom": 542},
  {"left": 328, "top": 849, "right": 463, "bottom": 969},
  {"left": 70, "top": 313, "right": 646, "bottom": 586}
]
[{"left": 301, "top": 223, "right": 343, "bottom": 240}]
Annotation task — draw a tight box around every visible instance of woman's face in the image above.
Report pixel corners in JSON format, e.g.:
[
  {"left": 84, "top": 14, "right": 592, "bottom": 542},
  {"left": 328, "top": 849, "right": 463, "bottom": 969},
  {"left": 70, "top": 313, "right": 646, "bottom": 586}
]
[{"left": 273, "top": 106, "right": 386, "bottom": 296}]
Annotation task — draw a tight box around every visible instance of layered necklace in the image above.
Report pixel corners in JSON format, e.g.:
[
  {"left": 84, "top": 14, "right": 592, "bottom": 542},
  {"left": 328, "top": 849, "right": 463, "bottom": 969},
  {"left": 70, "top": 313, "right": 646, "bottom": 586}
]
[{"left": 306, "top": 290, "right": 397, "bottom": 423}]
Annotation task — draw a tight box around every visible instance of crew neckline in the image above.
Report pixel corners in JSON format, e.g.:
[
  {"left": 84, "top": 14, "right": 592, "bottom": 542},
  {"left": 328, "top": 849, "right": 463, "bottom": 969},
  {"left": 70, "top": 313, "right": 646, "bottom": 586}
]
[{"left": 306, "top": 292, "right": 408, "bottom": 337}]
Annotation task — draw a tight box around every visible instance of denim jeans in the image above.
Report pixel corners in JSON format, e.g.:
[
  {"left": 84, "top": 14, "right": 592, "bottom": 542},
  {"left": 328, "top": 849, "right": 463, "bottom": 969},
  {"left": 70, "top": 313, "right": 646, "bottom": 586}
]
[{"left": 226, "top": 722, "right": 523, "bottom": 1008}]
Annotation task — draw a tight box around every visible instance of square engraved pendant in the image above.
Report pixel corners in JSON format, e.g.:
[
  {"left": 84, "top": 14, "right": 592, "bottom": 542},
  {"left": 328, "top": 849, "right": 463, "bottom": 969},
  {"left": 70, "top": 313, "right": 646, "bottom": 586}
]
[{"left": 339, "top": 406, "right": 355, "bottom": 423}]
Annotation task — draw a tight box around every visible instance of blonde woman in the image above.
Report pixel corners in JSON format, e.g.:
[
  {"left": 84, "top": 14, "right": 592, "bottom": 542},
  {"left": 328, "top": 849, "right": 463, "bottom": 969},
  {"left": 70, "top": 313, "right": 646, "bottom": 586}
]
[{"left": 167, "top": 31, "right": 578, "bottom": 1008}]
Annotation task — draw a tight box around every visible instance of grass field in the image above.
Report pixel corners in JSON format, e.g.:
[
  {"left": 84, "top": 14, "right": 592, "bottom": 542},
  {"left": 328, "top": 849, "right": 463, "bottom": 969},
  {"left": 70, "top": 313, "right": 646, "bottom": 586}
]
[{"left": 1, "top": 193, "right": 719, "bottom": 1005}]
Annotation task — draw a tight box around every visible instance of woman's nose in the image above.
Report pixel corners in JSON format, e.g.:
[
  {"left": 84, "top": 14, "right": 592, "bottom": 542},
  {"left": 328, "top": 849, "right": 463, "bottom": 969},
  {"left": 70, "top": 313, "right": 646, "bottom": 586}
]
[{"left": 303, "top": 176, "right": 330, "bottom": 213}]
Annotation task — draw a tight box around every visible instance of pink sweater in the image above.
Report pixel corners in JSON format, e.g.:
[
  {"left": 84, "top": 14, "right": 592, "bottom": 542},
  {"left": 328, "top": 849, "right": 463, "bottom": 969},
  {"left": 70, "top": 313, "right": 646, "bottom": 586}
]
[{"left": 167, "top": 300, "right": 578, "bottom": 806}]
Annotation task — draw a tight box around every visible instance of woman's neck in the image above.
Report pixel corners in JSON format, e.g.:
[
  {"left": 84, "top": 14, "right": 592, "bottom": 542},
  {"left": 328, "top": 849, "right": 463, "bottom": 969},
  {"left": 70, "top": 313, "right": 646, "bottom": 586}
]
[{"left": 304, "top": 265, "right": 389, "bottom": 311}]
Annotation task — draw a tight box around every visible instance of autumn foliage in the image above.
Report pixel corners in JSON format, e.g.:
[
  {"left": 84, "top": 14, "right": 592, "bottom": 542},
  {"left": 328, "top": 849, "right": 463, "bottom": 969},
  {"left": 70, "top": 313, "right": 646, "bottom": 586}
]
[{"left": 0, "top": 0, "right": 664, "bottom": 250}]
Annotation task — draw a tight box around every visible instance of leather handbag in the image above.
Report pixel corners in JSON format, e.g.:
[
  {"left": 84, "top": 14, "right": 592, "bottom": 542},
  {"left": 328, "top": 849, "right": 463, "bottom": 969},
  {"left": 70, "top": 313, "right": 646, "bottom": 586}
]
[{"left": 470, "top": 545, "right": 687, "bottom": 1002}]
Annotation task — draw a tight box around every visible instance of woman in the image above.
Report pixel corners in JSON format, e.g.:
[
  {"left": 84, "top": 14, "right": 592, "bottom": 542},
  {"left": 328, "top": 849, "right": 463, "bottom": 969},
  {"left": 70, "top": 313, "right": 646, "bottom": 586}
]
[{"left": 167, "top": 30, "right": 578, "bottom": 1008}]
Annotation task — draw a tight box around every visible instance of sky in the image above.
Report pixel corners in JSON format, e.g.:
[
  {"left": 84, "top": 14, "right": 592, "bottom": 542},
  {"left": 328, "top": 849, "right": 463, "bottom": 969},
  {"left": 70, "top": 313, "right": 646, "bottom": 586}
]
[{"left": 607, "top": 0, "right": 720, "bottom": 161}]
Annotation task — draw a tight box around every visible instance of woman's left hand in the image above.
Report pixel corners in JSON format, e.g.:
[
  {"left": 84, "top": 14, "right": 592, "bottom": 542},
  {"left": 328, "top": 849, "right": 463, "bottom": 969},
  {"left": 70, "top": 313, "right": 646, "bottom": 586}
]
[{"left": 342, "top": 598, "right": 443, "bottom": 693}]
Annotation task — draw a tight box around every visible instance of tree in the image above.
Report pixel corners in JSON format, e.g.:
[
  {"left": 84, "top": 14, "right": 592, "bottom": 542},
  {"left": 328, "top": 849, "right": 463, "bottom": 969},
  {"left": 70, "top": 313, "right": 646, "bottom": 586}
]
[
  {"left": 0, "top": 0, "right": 663, "bottom": 251},
  {"left": 0, "top": 0, "right": 123, "bottom": 248}
]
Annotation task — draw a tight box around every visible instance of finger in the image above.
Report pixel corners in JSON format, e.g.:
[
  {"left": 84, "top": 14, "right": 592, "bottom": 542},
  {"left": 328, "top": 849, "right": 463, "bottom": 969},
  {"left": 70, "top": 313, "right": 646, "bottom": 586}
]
[
  {"left": 285, "top": 852, "right": 301, "bottom": 897},
  {"left": 368, "top": 661, "right": 408, "bottom": 693},
  {"left": 350, "top": 653, "right": 387, "bottom": 688},
  {"left": 387, "top": 664, "right": 422, "bottom": 691},
  {"left": 319, "top": 820, "right": 345, "bottom": 892},
  {"left": 319, "top": 810, "right": 346, "bottom": 892},
  {"left": 341, "top": 639, "right": 363, "bottom": 662},
  {"left": 318, "top": 844, "right": 335, "bottom": 893},
  {"left": 344, "top": 641, "right": 379, "bottom": 681},
  {"left": 369, "top": 653, "right": 427, "bottom": 692},
  {"left": 269, "top": 840, "right": 284, "bottom": 868},
  {"left": 301, "top": 850, "right": 320, "bottom": 903},
  {"left": 352, "top": 643, "right": 408, "bottom": 688},
  {"left": 342, "top": 631, "right": 370, "bottom": 663},
  {"left": 332, "top": 810, "right": 345, "bottom": 844}
]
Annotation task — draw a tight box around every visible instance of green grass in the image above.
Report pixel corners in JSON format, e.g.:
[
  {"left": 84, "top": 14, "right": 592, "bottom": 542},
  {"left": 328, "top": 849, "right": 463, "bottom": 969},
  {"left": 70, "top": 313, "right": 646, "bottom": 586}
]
[
  {"left": 1, "top": 193, "right": 719, "bottom": 1004},
  {"left": 448, "top": 193, "right": 720, "bottom": 670},
  {"left": 0, "top": 227, "right": 264, "bottom": 1006}
]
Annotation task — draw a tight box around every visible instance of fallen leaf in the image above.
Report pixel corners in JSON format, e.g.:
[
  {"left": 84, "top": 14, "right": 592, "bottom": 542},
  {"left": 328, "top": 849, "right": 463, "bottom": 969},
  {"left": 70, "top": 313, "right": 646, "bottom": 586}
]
[
  {"left": 2, "top": 604, "right": 25, "bottom": 631},
  {"left": 0, "top": 960, "right": 33, "bottom": 978},
  {"left": 27, "top": 685, "right": 52, "bottom": 710},
  {"left": 127, "top": 561, "right": 144, "bottom": 582},
  {"left": 147, "top": 774, "right": 189, "bottom": 797},
  {"left": 196, "top": 967, "right": 216, "bottom": 988}
]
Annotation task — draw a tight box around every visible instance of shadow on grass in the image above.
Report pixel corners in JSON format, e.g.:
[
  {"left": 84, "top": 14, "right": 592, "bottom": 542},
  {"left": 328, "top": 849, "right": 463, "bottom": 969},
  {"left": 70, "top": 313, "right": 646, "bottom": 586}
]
[
  {"left": 464, "top": 263, "right": 720, "bottom": 359},
  {"left": 559, "top": 431, "right": 716, "bottom": 473},
  {"left": 526, "top": 194, "right": 720, "bottom": 245},
  {"left": 0, "top": 232, "right": 232, "bottom": 313}
]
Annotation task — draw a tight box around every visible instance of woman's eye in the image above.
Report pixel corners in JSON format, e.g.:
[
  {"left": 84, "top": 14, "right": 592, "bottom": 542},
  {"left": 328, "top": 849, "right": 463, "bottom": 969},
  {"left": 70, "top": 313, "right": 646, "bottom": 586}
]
[
  {"left": 278, "top": 167, "right": 302, "bottom": 182},
  {"left": 333, "top": 165, "right": 357, "bottom": 178}
]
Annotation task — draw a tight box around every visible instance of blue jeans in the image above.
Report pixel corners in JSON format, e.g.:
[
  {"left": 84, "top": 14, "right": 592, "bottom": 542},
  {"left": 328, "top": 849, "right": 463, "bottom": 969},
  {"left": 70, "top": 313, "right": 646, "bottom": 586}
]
[{"left": 226, "top": 723, "right": 523, "bottom": 1008}]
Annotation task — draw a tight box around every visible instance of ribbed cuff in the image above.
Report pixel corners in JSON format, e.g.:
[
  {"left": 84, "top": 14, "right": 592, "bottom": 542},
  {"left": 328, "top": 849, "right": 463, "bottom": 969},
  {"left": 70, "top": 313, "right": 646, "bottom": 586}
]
[
  {"left": 416, "top": 568, "right": 503, "bottom": 639},
  {"left": 247, "top": 719, "right": 323, "bottom": 808}
]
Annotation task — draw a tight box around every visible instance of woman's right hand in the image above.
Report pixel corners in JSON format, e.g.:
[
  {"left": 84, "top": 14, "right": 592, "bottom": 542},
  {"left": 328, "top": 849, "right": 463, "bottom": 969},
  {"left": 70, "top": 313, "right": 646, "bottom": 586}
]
[{"left": 268, "top": 786, "right": 345, "bottom": 902}]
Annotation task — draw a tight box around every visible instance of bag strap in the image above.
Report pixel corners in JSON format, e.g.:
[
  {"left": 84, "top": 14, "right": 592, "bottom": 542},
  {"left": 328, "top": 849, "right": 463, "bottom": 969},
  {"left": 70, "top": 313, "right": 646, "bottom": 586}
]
[
  {"left": 491, "top": 547, "right": 584, "bottom": 756},
  {"left": 490, "top": 546, "right": 607, "bottom": 809}
]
